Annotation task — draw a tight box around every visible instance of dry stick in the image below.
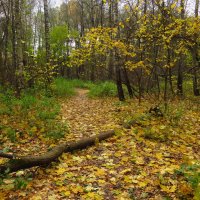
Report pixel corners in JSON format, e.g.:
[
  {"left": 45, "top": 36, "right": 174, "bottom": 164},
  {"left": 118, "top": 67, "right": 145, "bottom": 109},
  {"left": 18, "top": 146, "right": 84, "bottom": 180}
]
[{"left": 0, "top": 130, "right": 115, "bottom": 174}]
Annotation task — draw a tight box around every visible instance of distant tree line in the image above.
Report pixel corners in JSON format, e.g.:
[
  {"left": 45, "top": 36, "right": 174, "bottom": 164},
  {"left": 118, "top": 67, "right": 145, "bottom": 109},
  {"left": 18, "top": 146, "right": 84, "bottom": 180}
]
[{"left": 0, "top": 0, "right": 199, "bottom": 100}]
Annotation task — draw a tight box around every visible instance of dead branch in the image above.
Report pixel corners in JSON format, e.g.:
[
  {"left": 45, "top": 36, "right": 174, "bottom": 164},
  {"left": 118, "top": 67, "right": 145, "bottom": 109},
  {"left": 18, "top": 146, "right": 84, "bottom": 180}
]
[{"left": 0, "top": 130, "right": 115, "bottom": 174}]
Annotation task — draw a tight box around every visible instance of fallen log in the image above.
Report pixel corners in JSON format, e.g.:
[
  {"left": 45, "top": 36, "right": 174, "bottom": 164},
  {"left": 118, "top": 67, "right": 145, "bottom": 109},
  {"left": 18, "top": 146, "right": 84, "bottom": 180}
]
[{"left": 0, "top": 130, "right": 115, "bottom": 174}]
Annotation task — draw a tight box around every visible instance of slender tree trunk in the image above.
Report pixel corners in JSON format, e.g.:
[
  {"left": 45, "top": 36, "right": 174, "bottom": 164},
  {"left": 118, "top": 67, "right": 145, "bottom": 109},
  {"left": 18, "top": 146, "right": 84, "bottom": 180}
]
[
  {"left": 177, "top": 60, "right": 183, "bottom": 95},
  {"left": 107, "top": 0, "right": 113, "bottom": 80},
  {"left": 100, "top": 0, "right": 104, "bottom": 27},
  {"left": 195, "top": 0, "right": 199, "bottom": 18},
  {"left": 156, "top": 70, "right": 160, "bottom": 97},
  {"left": 192, "top": 49, "right": 200, "bottom": 96},
  {"left": 90, "top": 0, "right": 95, "bottom": 27},
  {"left": 43, "top": 0, "right": 50, "bottom": 63},
  {"left": 164, "top": 47, "right": 171, "bottom": 111},
  {"left": 0, "top": 48, "right": 3, "bottom": 83},
  {"left": 177, "top": 0, "right": 185, "bottom": 96},
  {"left": 90, "top": 66, "right": 95, "bottom": 81},
  {"left": 11, "top": 0, "right": 17, "bottom": 85},
  {"left": 138, "top": 72, "right": 142, "bottom": 104},
  {"left": 169, "top": 68, "right": 174, "bottom": 95},
  {"left": 116, "top": 61, "right": 125, "bottom": 101},
  {"left": 80, "top": 0, "right": 84, "bottom": 37},
  {"left": 114, "top": 1, "right": 124, "bottom": 101},
  {"left": 153, "top": 46, "right": 160, "bottom": 97},
  {"left": 164, "top": 69, "right": 168, "bottom": 112},
  {"left": 0, "top": 0, "right": 10, "bottom": 83},
  {"left": 193, "top": 70, "right": 199, "bottom": 96},
  {"left": 15, "top": 0, "right": 24, "bottom": 95}
]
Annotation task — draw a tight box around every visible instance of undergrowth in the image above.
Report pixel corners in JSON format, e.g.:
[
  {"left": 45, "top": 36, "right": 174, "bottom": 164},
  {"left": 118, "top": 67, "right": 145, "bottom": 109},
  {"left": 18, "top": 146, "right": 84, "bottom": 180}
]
[
  {"left": 50, "top": 78, "right": 125, "bottom": 98},
  {"left": 0, "top": 78, "right": 118, "bottom": 142},
  {"left": 51, "top": 78, "right": 95, "bottom": 97},
  {"left": 0, "top": 86, "right": 68, "bottom": 142},
  {"left": 70, "top": 79, "right": 94, "bottom": 89},
  {"left": 88, "top": 81, "right": 118, "bottom": 97},
  {"left": 51, "top": 78, "right": 76, "bottom": 97}
]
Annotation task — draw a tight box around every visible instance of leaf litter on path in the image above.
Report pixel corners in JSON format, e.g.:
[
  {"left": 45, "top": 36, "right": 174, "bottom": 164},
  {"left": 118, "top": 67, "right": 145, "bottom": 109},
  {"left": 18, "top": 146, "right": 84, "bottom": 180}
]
[{"left": 0, "top": 90, "right": 199, "bottom": 199}]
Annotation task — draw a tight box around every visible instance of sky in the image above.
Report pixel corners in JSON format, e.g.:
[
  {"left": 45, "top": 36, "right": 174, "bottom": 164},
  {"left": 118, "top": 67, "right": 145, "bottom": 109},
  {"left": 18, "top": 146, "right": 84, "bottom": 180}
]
[
  {"left": 51, "top": 0, "right": 64, "bottom": 7},
  {"left": 50, "top": 0, "right": 196, "bottom": 15}
]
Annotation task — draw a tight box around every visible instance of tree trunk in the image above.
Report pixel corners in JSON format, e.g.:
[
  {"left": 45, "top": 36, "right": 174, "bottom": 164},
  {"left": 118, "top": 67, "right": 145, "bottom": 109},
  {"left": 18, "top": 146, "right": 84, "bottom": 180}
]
[
  {"left": 15, "top": 0, "right": 24, "bottom": 96},
  {"left": 114, "top": 0, "right": 124, "bottom": 101},
  {"left": 80, "top": 0, "right": 85, "bottom": 37},
  {"left": 123, "top": 67, "right": 133, "bottom": 98},
  {"left": 11, "top": 0, "right": 17, "bottom": 85},
  {"left": 43, "top": 0, "right": 50, "bottom": 63},
  {"left": 169, "top": 68, "right": 174, "bottom": 95},
  {"left": 177, "top": 61, "right": 183, "bottom": 96},
  {"left": 116, "top": 65, "right": 125, "bottom": 101},
  {"left": 193, "top": 69, "right": 199, "bottom": 96},
  {"left": 0, "top": 130, "right": 115, "bottom": 174},
  {"left": 100, "top": 0, "right": 104, "bottom": 27},
  {"left": 164, "top": 69, "right": 168, "bottom": 112},
  {"left": 177, "top": 0, "right": 185, "bottom": 96},
  {"left": 107, "top": 0, "right": 113, "bottom": 80},
  {"left": 0, "top": 0, "right": 10, "bottom": 83}
]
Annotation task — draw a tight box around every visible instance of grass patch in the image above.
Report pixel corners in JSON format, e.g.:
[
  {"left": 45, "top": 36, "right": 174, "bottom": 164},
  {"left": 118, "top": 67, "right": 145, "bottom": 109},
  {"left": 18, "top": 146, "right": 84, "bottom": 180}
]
[
  {"left": 70, "top": 79, "right": 94, "bottom": 89},
  {"left": 88, "top": 81, "right": 117, "bottom": 98},
  {"left": 51, "top": 78, "right": 76, "bottom": 97},
  {"left": 51, "top": 78, "right": 95, "bottom": 97},
  {"left": 0, "top": 86, "right": 69, "bottom": 142},
  {"left": 19, "top": 94, "right": 37, "bottom": 110},
  {"left": 0, "top": 78, "right": 98, "bottom": 142}
]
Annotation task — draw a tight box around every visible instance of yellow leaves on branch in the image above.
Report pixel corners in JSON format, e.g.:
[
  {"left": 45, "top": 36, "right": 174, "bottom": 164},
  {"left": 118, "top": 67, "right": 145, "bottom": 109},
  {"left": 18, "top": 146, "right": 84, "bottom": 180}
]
[
  {"left": 69, "top": 27, "right": 136, "bottom": 68},
  {"left": 125, "top": 60, "right": 151, "bottom": 74},
  {"left": 69, "top": 12, "right": 200, "bottom": 74}
]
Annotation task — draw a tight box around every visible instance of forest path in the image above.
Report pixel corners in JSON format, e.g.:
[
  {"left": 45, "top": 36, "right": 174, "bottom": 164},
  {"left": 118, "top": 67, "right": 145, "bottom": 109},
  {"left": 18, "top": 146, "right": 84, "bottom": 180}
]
[
  {"left": 61, "top": 88, "right": 119, "bottom": 139},
  {"left": 1, "top": 89, "right": 200, "bottom": 200}
]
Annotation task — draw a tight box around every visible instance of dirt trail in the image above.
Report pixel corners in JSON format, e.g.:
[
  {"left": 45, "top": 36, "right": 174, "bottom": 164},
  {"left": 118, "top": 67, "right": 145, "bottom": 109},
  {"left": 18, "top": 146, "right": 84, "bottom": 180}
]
[
  {"left": 0, "top": 90, "right": 121, "bottom": 200},
  {"left": 61, "top": 88, "right": 118, "bottom": 139},
  {"left": 2, "top": 89, "right": 200, "bottom": 200}
]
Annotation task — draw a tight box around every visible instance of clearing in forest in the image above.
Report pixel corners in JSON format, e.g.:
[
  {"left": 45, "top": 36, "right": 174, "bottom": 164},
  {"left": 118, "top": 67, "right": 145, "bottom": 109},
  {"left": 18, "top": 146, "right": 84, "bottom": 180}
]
[{"left": 0, "top": 90, "right": 200, "bottom": 200}]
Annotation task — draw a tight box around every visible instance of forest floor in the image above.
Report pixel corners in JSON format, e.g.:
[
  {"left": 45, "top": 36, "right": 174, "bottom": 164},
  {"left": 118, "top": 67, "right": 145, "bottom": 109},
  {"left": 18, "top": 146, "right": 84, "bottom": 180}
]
[{"left": 0, "top": 89, "right": 200, "bottom": 200}]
